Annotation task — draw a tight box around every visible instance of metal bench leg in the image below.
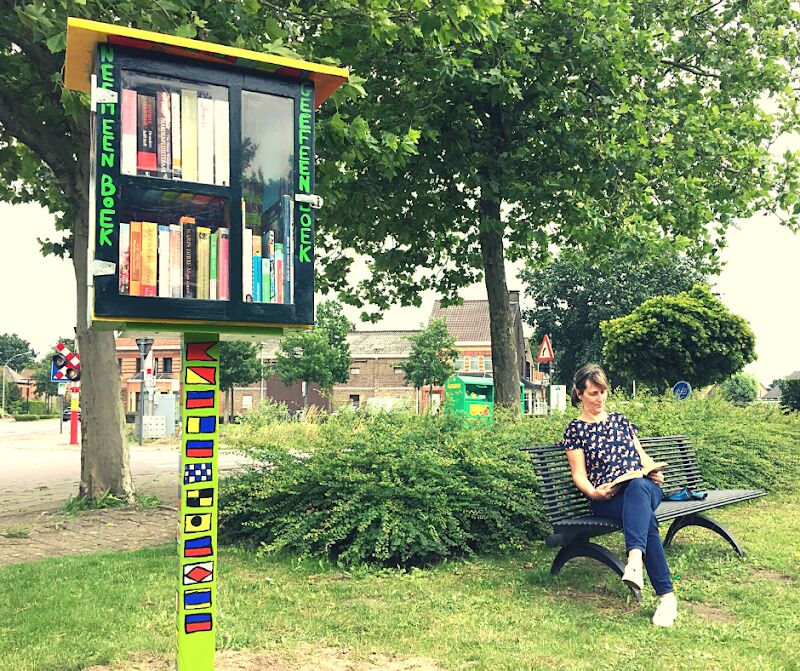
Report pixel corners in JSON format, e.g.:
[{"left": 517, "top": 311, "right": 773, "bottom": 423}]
[
  {"left": 551, "top": 541, "right": 643, "bottom": 603},
  {"left": 664, "top": 513, "right": 745, "bottom": 557}
]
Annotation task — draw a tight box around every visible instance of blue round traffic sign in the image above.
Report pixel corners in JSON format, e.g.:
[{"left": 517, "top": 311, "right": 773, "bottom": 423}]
[{"left": 672, "top": 381, "right": 692, "bottom": 400}]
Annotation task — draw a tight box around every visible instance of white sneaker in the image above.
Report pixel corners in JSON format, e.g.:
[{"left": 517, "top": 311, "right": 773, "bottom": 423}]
[
  {"left": 621, "top": 562, "right": 644, "bottom": 591},
  {"left": 652, "top": 598, "right": 678, "bottom": 627}
]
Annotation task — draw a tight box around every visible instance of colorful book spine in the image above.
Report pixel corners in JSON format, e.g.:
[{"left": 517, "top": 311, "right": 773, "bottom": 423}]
[
  {"left": 196, "top": 226, "right": 211, "bottom": 300},
  {"left": 157, "top": 224, "right": 171, "bottom": 297},
  {"left": 197, "top": 96, "right": 215, "bottom": 184},
  {"left": 121, "top": 89, "right": 137, "bottom": 176},
  {"left": 180, "top": 89, "right": 198, "bottom": 182},
  {"left": 243, "top": 227, "right": 253, "bottom": 302},
  {"left": 169, "top": 224, "right": 182, "bottom": 298},
  {"left": 129, "top": 221, "right": 142, "bottom": 296},
  {"left": 275, "top": 243, "right": 284, "bottom": 304},
  {"left": 217, "top": 228, "right": 229, "bottom": 301},
  {"left": 170, "top": 90, "right": 182, "bottom": 179},
  {"left": 252, "top": 235, "right": 262, "bottom": 302},
  {"left": 118, "top": 222, "right": 130, "bottom": 295},
  {"left": 267, "top": 231, "right": 275, "bottom": 300},
  {"left": 137, "top": 93, "right": 157, "bottom": 175},
  {"left": 282, "top": 194, "right": 293, "bottom": 303},
  {"left": 140, "top": 221, "right": 158, "bottom": 296},
  {"left": 262, "top": 257, "right": 270, "bottom": 304},
  {"left": 156, "top": 91, "right": 172, "bottom": 178},
  {"left": 181, "top": 216, "right": 197, "bottom": 298},
  {"left": 213, "top": 98, "right": 229, "bottom": 186},
  {"left": 209, "top": 233, "right": 218, "bottom": 300}
]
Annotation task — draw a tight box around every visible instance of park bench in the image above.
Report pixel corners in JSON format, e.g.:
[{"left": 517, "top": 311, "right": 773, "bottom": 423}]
[{"left": 522, "top": 435, "right": 766, "bottom": 602}]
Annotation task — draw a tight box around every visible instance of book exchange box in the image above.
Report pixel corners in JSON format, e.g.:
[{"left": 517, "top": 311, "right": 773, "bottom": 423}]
[{"left": 65, "top": 18, "right": 348, "bottom": 338}]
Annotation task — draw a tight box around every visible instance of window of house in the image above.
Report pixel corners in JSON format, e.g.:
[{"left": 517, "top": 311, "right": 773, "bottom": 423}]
[
  {"left": 117, "top": 358, "right": 123, "bottom": 373},
  {"left": 154, "top": 358, "right": 159, "bottom": 374},
  {"left": 350, "top": 367, "right": 361, "bottom": 375},
  {"left": 163, "top": 357, "right": 173, "bottom": 373},
  {"left": 349, "top": 394, "right": 360, "bottom": 407},
  {"left": 394, "top": 366, "right": 404, "bottom": 375},
  {"left": 456, "top": 356, "right": 465, "bottom": 371},
  {"left": 135, "top": 358, "right": 142, "bottom": 373},
  {"left": 484, "top": 356, "right": 493, "bottom": 372}
]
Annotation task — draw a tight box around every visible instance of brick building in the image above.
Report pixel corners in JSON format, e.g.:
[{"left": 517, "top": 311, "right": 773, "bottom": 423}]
[{"left": 116, "top": 337, "right": 181, "bottom": 416}]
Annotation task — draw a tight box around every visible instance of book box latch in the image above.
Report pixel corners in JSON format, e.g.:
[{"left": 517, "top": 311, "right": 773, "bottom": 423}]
[
  {"left": 93, "top": 259, "right": 116, "bottom": 276},
  {"left": 90, "top": 74, "right": 119, "bottom": 111}
]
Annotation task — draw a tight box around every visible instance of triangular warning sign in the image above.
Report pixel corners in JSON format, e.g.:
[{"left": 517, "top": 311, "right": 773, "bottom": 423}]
[
  {"left": 536, "top": 334, "right": 554, "bottom": 362},
  {"left": 185, "top": 366, "right": 217, "bottom": 385},
  {"left": 186, "top": 342, "right": 218, "bottom": 362}
]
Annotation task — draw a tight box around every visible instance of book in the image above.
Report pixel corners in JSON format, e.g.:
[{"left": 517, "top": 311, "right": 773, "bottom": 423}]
[
  {"left": 197, "top": 96, "right": 215, "bottom": 184},
  {"left": 214, "top": 98, "right": 229, "bottom": 186},
  {"left": 140, "top": 221, "right": 158, "bottom": 296},
  {"left": 157, "top": 224, "right": 171, "bottom": 297},
  {"left": 262, "top": 257, "right": 271, "bottom": 303},
  {"left": 217, "top": 227, "right": 229, "bottom": 300},
  {"left": 121, "top": 89, "right": 137, "bottom": 175},
  {"left": 156, "top": 91, "right": 172, "bottom": 178},
  {"left": 196, "top": 226, "right": 211, "bottom": 299},
  {"left": 170, "top": 90, "right": 182, "bottom": 179},
  {"left": 275, "top": 242, "right": 284, "bottom": 303},
  {"left": 606, "top": 462, "right": 669, "bottom": 489},
  {"left": 180, "top": 89, "right": 198, "bottom": 182},
  {"left": 137, "top": 92, "right": 157, "bottom": 175},
  {"left": 243, "top": 227, "right": 253, "bottom": 301},
  {"left": 252, "top": 234, "right": 262, "bottom": 302},
  {"left": 181, "top": 216, "right": 197, "bottom": 298},
  {"left": 209, "top": 233, "right": 217, "bottom": 300},
  {"left": 118, "top": 222, "right": 130, "bottom": 295},
  {"left": 129, "top": 221, "right": 142, "bottom": 296},
  {"left": 169, "top": 224, "right": 182, "bottom": 298}
]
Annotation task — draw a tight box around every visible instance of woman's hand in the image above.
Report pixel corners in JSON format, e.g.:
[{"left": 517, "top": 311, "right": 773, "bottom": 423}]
[
  {"left": 590, "top": 484, "right": 616, "bottom": 501},
  {"left": 648, "top": 470, "right": 665, "bottom": 486}
]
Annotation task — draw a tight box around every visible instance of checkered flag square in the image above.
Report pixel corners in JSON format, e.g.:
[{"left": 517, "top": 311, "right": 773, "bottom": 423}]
[{"left": 184, "top": 462, "right": 213, "bottom": 485}]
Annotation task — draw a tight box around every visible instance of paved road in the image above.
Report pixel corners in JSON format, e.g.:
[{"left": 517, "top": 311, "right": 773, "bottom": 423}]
[{"left": 0, "top": 418, "right": 248, "bottom": 522}]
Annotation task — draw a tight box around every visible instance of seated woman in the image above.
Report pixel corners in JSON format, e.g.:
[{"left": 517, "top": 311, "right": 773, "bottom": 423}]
[{"left": 561, "top": 363, "right": 677, "bottom": 627}]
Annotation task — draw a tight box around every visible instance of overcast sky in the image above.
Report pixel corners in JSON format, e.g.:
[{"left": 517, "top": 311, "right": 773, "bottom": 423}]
[{"left": 0, "top": 201, "right": 797, "bottom": 385}]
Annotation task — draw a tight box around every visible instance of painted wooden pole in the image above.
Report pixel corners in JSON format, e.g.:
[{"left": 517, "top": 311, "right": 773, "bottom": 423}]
[{"left": 178, "top": 333, "right": 220, "bottom": 670}]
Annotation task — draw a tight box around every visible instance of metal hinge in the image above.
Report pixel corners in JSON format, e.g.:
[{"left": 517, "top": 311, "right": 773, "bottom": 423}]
[{"left": 294, "top": 193, "right": 324, "bottom": 209}]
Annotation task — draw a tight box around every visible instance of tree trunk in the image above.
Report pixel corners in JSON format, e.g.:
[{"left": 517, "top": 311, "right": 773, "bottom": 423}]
[
  {"left": 73, "top": 172, "right": 134, "bottom": 502},
  {"left": 479, "top": 204, "right": 520, "bottom": 410}
]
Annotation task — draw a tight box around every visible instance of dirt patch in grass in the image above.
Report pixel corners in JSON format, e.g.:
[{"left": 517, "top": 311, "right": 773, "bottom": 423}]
[
  {"left": 559, "top": 585, "right": 640, "bottom": 614},
  {"left": 83, "top": 647, "right": 443, "bottom": 671},
  {"left": 685, "top": 602, "right": 738, "bottom": 624},
  {"left": 750, "top": 568, "right": 793, "bottom": 584}
]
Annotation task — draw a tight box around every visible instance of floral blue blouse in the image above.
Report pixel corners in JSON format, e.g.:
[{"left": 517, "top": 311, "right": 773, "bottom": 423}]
[{"left": 561, "top": 412, "right": 642, "bottom": 487}]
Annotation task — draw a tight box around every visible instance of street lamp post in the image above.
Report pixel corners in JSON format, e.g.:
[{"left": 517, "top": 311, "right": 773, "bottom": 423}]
[{"left": 2, "top": 352, "right": 27, "bottom": 417}]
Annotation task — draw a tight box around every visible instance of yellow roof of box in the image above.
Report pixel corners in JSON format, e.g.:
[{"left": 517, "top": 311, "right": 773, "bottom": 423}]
[{"left": 65, "top": 17, "right": 348, "bottom": 108}]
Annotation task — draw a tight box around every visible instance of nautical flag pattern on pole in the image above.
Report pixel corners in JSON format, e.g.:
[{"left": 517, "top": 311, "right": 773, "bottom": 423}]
[{"left": 178, "top": 335, "right": 219, "bottom": 669}]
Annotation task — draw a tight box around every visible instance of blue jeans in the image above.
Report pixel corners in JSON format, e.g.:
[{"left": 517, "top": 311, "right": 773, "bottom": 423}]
[{"left": 591, "top": 478, "right": 674, "bottom": 595}]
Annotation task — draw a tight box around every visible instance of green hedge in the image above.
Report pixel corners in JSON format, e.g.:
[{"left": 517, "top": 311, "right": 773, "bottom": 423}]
[
  {"left": 219, "top": 395, "right": 800, "bottom": 567},
  {"left": 219, "top": 411, "right": 548, "bottom": 567},
  {"left": 11, "top": 414, "right": 55, "bottom": 421}
]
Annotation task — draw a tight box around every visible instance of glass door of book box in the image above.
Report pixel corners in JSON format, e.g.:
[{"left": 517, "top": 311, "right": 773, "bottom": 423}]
[{"left": 93, "top": 50, "right": 313, "bottom": 328}]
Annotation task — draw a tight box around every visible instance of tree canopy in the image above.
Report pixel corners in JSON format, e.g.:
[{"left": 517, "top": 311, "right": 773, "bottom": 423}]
[
  {"left": 401, "top": 318, "right": 458, "bottom": 401},
  {"left": 275, "top": 299, "right": 352, "bottom": 402},
  {"left": 0, "top": 333, "right": 37, "bottom": 370},
  {"left": 601, "top": 285, "right": 756, "bottom": 391},
  {"left": 521, "top": 247, "right": 711, "bottom": 384},
  {"left": 719, "top": 372, "right": 760, "bottom": 405}
]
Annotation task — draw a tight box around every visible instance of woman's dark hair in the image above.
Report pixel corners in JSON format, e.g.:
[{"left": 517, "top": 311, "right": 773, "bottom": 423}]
[{"left": 571, "top": 364, "right": 610, "bottom": 407}]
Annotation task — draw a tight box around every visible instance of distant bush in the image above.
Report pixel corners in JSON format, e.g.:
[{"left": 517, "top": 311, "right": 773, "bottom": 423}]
[
  {"left": 219, "top": 395, "right": 800, "bottom": 567},
  {"left": 718, "top": 372, "right": 759, "bottom": 405},
  {"left": 219, "top": 411, "right": 548, "bottom": 567},
  {"left": 12, "top": 414, "right": 43, "bottom": 421},
  {"left": 778, "top": 379, "right": 800, "bottom": 412}
]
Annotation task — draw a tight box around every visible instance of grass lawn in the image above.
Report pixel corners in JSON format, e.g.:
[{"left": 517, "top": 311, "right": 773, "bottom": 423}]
[{"left": 1, "top": 494, "right": 798, "bottom": 671}]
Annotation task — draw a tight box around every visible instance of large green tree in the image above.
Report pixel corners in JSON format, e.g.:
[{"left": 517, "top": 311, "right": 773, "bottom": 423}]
[
  {"left": 520, "top": 247, "right": 711, "bottom": 385},
  {"left": 601, "top": 285, "right": 756, "bottom": 391},
  {"left": 401, "top": 317, "right": 458, "bottom": 410},
  {"left": 275, "top": 299, "right": 352, "bottom": 405},
  {"left": 298, "top": 0, "right": 800, "bottom": 409}
]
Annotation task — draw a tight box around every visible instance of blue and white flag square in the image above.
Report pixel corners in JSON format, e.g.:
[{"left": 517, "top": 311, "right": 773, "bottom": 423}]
[{"left": 184, "top": 462, "right": 212, "bottom": 485}]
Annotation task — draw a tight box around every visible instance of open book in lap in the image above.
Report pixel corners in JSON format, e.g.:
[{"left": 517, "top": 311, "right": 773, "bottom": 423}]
[{"left": 606, "top": 462, "right": 668, "bottom": 489}]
